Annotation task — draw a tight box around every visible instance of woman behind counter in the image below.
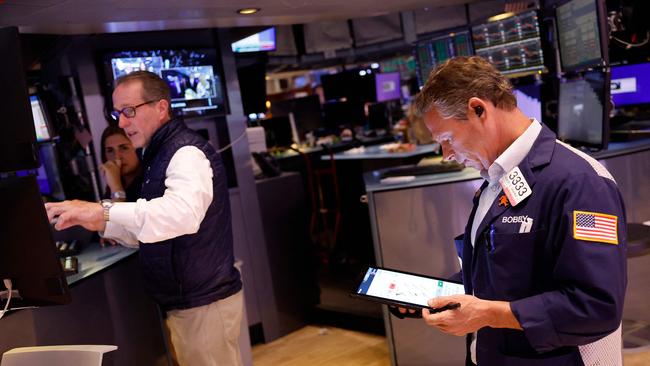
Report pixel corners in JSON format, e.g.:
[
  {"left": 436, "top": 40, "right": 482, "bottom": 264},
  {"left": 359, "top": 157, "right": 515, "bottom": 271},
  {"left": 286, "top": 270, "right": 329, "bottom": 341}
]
[{"left": 99, "top": 125, "right": 143, "bottom": 202}]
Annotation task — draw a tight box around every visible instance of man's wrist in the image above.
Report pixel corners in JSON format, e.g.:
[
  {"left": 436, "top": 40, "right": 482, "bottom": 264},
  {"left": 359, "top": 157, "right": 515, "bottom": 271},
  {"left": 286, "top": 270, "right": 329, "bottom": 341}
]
[{"left": 486, "top": 301, "right": 523, "bottom": 330}]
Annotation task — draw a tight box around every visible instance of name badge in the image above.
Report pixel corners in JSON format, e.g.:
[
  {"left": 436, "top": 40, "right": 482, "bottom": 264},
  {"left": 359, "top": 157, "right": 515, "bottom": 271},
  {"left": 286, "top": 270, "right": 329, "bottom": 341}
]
[{"left": 499, "top": 167, "right": 532, "bottom": 207}]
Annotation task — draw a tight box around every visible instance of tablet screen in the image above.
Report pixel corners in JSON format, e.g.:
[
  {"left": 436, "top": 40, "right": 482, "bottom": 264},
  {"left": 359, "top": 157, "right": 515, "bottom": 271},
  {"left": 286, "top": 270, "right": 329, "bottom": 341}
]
[{"left": 355, "top": 267, "right": 465, "bottom": 308}]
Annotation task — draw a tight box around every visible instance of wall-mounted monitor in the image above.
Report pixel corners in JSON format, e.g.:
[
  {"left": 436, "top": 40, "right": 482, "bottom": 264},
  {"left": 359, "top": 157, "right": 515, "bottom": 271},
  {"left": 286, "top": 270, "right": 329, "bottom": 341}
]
[
  {"left": 556, "top": 0, "right": 608, "bottom": 72},
  {"left": 104, "top": 49, "right": 226, "bottom": 117},
  {"left": 375, "top": 72, "right": 401, "bottom": 102},
  {"left": 231, "top": 27, "right": 276, "bottom": 53},
  {"left": 30, "top": 95, "right": 53, "bottom": 142},
  {"left": 415, "top": 31, "right": 473, "bottom": 86},
  {"left": 557, "top": 70, "right": 610, "bottom": 150},
  {"left": 472, "top": 11, "right": 545, "bottom": 76},
  {"left": 610, "top": 62, "right": 650, "bottom": 107}
]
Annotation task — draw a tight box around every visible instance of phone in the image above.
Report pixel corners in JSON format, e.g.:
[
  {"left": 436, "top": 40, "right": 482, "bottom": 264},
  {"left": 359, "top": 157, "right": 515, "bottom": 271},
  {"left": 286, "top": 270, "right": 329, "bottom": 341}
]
[{"left": 350, "top": 266, "right": 464, "bottom": 312}]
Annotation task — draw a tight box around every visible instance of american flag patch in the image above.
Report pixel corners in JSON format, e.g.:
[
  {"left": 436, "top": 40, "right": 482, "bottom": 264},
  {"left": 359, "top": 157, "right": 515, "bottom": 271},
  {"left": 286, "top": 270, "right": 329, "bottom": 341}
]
[{"left": 573, "top": 210, "right": 619, "bottom": 245}]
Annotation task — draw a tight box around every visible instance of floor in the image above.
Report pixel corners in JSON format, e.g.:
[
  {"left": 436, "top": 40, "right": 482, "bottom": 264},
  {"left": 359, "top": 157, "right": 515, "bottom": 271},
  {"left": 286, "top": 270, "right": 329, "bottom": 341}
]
[{"left": 253, "top": 325, "right": 650, "bottom": 366}]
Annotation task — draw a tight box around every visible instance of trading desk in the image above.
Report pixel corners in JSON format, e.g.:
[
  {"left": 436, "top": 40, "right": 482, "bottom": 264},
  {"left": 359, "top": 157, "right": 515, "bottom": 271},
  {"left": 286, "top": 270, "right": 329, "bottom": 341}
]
[{"left": 364, "top": 140, "right": 650, "bottom": 365}]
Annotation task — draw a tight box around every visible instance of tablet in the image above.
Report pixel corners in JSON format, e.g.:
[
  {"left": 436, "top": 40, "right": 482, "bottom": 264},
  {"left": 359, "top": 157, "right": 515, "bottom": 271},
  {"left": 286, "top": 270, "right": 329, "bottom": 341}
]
[{"left": 350, "top": 266, "right": 465, "bottom": 311}]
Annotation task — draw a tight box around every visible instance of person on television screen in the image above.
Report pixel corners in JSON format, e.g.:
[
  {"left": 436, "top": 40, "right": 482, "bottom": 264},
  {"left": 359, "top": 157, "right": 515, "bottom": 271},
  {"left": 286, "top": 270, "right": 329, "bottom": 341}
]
[
  {"left": 45, "top": 70, "right": 243, "bottom": 366},
  {"left": 395, "top": 56, "right": 627, "bottom": 365}
]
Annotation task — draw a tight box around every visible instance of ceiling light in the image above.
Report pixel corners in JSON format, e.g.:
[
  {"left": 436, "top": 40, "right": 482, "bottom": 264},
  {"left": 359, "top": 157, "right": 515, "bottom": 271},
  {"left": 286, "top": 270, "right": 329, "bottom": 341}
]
[
  {"left": 488, "top": 12, "right": 515, "bottom": 22},
  {"left": 237, "top": 8, "right": 260, "bottom": 15}
]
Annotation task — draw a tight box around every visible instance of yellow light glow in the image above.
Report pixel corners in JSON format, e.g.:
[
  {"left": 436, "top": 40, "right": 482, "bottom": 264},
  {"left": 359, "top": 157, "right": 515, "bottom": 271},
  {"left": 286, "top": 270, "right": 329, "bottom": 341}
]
[
  {"left": 487, "top": 12, "right": 515, "bottom": 22},
  {"left": 265, "top": 100, "right": 271, "bottom": 109},
  {"left": 237, "top": 8, "right": 260, "bottom": 15}
]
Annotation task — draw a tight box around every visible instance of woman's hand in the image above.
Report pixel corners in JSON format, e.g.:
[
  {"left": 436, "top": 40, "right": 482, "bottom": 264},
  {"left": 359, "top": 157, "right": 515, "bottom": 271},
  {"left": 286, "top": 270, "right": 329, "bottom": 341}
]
[{"left": 100, "top": 159, "right": 124, "bottom": 193}]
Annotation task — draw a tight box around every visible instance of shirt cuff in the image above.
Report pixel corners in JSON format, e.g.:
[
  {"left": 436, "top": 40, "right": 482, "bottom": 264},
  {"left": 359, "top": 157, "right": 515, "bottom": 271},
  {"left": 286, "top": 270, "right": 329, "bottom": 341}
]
[
  {"left": 510, "top": 295, "right": 560, "bottom": 353},
  {"left": 108, "top": 201, "right": 138, "bottom": 229}
]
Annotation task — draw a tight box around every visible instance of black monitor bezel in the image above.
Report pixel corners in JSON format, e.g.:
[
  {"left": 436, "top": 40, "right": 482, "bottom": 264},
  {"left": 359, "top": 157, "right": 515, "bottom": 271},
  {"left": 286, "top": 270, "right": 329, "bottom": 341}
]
[
  {"left": 0, "top": 175, "right": 71, "bottom": 308},
  {"left": 100, "top": 47, "right": 229, "bottom": 118},
  {"left": 555, "top": 0, "right": 609, "bottom": 73},
  {"left": 557, "top": 69, "right": 610, "bottom": 151}
]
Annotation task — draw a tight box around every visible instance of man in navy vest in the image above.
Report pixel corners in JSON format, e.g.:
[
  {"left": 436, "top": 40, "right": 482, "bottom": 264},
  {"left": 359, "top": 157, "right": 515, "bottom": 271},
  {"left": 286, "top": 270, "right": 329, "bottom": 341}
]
[
  {"left": 394, "top": 57, "right": 626, "bottom": 365},
  {"left": 46, "top": 71, "right": 243, "bottom": 366}
]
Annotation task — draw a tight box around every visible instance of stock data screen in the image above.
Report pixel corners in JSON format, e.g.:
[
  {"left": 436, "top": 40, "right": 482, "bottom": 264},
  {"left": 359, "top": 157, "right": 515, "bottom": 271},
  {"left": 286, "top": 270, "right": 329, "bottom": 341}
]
[
  {"left": 472, "top": 11, "right": 545, "bottom": 75},
  {"left": 556, "top": 0, "right": 603, "bottom": 71},
  {"left": 415, "top": 31, "right": 473, "bottom": 86}
]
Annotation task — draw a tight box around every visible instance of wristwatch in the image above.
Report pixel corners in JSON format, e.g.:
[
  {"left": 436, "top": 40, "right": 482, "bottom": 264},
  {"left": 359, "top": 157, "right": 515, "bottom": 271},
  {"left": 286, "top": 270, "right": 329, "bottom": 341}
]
[
  {"left": 112, "top": 190, "right": 127, "bottom": 200},
  {"left": 100, "top": 199, "right": 114, "bottom": 222}
]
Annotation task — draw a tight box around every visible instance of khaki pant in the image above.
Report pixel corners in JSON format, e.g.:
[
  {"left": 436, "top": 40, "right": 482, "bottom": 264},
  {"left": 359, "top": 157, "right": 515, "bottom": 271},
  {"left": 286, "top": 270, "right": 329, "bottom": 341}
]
[{"left": 166, "top": 290, "right": 244, "bottom": 366}]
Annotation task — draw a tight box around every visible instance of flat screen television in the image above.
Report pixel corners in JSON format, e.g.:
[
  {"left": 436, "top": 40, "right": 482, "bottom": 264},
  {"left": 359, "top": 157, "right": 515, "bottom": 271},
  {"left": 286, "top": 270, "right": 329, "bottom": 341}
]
[
  {"left": 415, "top": 31, "right": 473, "bottom": 86},
  {"left": 610, "top": 62, "right": 650, "bottom": 107},
  {"left": 556, "top": 0, "right": 608, "bottom": 72},
  {"left": 472, "top": 11, "right": 545, "bottom": 76},
  {"left": 375, "top": 72, "right": 402, "bottom": 102},
  {"left": 231, "top": 27, "right": 276, "bottom": 53},
  {"left": 0, "top": 175, "right": 72, "bottom": 309},
  {"left": 557, "top": 70, "right": 610, "bottom": 150},
  {"left": 30, "top": 95, "right": 53, "bottom": 142},
  {"left": 104, "top": 49, "right": 227, "bottom": 117}
]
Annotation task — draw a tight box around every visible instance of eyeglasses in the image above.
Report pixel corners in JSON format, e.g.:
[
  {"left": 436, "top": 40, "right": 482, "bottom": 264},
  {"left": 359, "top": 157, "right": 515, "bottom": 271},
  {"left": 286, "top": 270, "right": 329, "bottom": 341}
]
[{"left": 110, "top": 100, "right": 158, "bottom": 121}]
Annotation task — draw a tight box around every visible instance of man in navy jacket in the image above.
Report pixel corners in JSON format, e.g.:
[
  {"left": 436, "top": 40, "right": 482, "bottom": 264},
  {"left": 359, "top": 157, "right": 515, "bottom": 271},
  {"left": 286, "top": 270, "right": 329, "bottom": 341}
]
[{"left": 408, "top": 56, "right": 626, "bottom": 365}]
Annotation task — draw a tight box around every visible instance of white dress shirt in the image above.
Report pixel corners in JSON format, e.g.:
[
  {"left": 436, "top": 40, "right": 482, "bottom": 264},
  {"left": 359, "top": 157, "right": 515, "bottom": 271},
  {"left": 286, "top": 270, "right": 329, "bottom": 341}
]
[
  {"left": 468, "top": 119, "right": 542, "bottom": 364},
  {"left": 104, "top": 145, "right": 214, "bottom": 247}
]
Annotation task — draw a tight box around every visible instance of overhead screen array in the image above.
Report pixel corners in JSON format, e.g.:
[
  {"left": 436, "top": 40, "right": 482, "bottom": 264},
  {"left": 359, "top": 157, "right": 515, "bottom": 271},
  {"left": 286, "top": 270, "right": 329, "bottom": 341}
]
[
  {"left": 471, "top": 11, "right": 545, "bottom": 75},
  {"left": 415, "top": 31, "right": 473, "bottom": 86},
  {"left": 556, "top": 0, "right": 604, "bottom": 72}
]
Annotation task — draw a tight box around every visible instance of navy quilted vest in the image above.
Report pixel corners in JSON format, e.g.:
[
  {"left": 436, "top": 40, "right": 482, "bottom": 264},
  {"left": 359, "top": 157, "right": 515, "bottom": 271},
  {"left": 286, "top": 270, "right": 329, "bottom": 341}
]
[{"left": 138, "top": 117, "right": 241, "bottom": 311}]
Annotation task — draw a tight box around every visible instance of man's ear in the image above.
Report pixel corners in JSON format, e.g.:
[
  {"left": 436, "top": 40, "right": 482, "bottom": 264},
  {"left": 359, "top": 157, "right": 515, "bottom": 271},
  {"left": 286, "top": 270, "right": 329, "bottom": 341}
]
[
  {"left": 468, "top": 97, "right": 487, "bottom": 120},
  {"left": 157, "top": 99, "right": 170, "bottom": 120}
]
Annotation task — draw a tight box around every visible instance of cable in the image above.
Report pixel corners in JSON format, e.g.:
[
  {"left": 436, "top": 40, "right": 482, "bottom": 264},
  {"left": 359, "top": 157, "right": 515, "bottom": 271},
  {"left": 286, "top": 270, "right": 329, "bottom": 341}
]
[
  {"left": 611, "top": 31, "right": 650, "bottom": 49},
  {"left": 0, "top": 279, "right": 13, "bottom": 320},
  {"left": 217, "top": 129, "right": 248, "bottom": 154}
]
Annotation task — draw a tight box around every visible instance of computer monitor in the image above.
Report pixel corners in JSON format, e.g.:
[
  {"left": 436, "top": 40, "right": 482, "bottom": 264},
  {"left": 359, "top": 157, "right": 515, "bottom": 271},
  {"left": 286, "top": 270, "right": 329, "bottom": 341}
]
[
  {"left": 375, "top": 72, "right": 401, "bottom": 102},
  {"left": 30, "top": 95, "right": 52, "bottom": 142},
  {"left": 0, "top": 175, "right": 72, "bottom": 308},
  {"left": 322, "top": 100, "right": 365, "bottom": 130},
  {"left": 321, "top": 69, "right": 376, "bottom": 103},
  {"left": 556, "top": 0, "right": 608, "bottom": 72},
  {"left": 415, "top": 31, "right": 473, "bottom": 87},
  {"left": 610, "top": 62, "right": 650, "bottom": 107},
  {"left": 513, "top": 83, "right": 542, "bottom": 122},
  {"left": 104, "top": 49, "right": 227, "bottom": 117},
  {"left": 0, "top": 26, "right": 39, "bottom": 173},
  {"left": 472, "top": 11, "right": 545, "bottom": 76},
  {"left": 270, "top": 95, "right": 323, "bottom": 141},
  {"left": 259, "top": 116, "right": 293, "bottom": 149},
  {"left": 231, "top": 27, "right": 276, "bottom": 53},
  {"left": 558, "top": 71, "right": 610, "bottom": 149},
  {"left": 366, "top": 102, "right": 390, "bottom": 131}
]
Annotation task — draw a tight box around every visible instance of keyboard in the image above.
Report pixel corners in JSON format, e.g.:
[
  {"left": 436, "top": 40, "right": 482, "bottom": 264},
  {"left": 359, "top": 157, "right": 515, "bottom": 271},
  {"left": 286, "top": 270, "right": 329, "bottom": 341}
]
[{"left": 381, "top": 163, "right": 464, "bottom": 178}]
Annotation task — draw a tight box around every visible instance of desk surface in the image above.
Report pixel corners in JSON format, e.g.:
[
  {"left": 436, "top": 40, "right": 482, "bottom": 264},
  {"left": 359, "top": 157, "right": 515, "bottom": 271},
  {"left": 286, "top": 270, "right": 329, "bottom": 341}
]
[
  {"left": 322, "top": 143, "right": 439, "bottom": 161},
  {"left": 67, "top": 242, "right": 137, "bottom": 285}
]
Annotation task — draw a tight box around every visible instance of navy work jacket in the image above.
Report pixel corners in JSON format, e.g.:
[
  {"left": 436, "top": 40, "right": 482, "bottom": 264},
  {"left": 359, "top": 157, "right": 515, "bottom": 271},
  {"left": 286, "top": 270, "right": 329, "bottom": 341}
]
[{"left": 455, "top": 126, "right": 627, "bottom": 365}]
